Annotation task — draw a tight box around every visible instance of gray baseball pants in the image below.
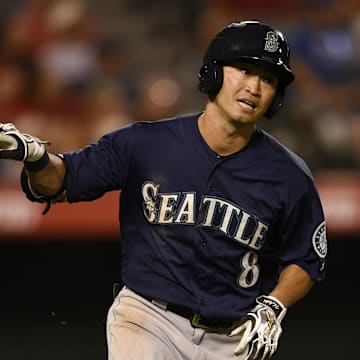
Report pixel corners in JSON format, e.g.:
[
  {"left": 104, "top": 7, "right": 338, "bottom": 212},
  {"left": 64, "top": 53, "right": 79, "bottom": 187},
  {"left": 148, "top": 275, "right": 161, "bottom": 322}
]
[{"left": 106, "top": 286, "right": 247, "bottom": 360}]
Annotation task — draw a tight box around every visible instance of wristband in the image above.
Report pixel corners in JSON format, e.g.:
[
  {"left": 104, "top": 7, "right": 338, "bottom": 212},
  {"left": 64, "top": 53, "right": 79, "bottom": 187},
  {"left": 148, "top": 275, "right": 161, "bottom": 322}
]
[{"left": 24, "top": 152, "right": 50, "bottom": 172}]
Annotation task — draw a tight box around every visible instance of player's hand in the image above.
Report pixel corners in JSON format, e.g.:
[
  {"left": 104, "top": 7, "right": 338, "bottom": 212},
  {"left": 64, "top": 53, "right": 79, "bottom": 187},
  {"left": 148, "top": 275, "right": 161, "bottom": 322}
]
[
  {"left": 229, "top": 295, "right": 287, "bottom": 359},
  {"left": 0, "top": 123, "right": 50, "bottom": 162}
]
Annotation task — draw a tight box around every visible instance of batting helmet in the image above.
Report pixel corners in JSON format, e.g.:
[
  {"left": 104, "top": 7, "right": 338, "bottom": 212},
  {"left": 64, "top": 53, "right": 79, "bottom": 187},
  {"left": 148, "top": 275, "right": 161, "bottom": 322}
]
[{"left": 198, "top": 20, "right": 295, "bottom": 118}]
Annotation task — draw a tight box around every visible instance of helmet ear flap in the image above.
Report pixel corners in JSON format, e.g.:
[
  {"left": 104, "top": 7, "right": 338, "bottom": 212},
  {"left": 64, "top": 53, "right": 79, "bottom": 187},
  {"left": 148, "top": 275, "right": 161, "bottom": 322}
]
[
  {"left": 198, "top": 62, "right": 223, "bottom": 95},
  {"left": 264, "top": 91, "right": 284, "bottom": 119}
]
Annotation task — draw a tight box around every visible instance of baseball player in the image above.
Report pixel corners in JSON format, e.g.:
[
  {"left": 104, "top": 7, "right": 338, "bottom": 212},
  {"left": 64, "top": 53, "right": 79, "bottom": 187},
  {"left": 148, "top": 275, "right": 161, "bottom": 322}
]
[{"left": 0, "top": 20, "right": 327, "bottom": 360}]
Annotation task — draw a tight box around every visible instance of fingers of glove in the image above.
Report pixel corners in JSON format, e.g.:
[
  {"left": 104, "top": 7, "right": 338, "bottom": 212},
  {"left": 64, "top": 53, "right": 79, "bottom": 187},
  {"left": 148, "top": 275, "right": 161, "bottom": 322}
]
[
  {"left": 267, "top": 327, "right": 281, "bottom": 358},
  {"left": 246, "top": 338, "right": 271, "bottom": 360},
  {"left": 0, "top": 132, "right": 18, "bottom": 149},
  {"left": 257, "top": 326, "right": 280, "bottom": 360},
  {"left": 0, "top": 124, "right": 27, "bottom": 160},
  {"left": 0, "top": 134, "right": 26, "bottom": 160},
  {"left": 271, "top": 325, "right": 282, "bottom": 344},
  {"left": 246, "top": 337, "right": 263, "bottom": 360},
  {"left": 267, "top": 344, "right": 276, "bottom": 360},
  {"left": 244, "top": 341, "right": 256, "bottom": 360},
  {"left": 230, "top": 320, "right": 251, "bottom": 337},
  {"left": 0, "top": 128, "right": 48, "bottom": 161},
  {"left": 0, "top": 122, "right": 17, "bottom": 132},
  {"left": 246, "top": 324, "right": 272, "bottom": 360},
  {"left": 231, "top": 320, "right": 253, "bottom": 355},
  {"left": 259, "top": 341, "right": 272, "bottom": 360}
]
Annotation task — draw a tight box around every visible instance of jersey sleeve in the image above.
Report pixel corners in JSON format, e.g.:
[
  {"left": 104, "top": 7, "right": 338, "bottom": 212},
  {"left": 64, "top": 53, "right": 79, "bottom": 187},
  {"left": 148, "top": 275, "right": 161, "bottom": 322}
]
[
  {"left": 62, "top": 124, "right": 133, "bottom": 202},
  {"left": 276, "top": 176, "right": 327, "bottom": 282}
]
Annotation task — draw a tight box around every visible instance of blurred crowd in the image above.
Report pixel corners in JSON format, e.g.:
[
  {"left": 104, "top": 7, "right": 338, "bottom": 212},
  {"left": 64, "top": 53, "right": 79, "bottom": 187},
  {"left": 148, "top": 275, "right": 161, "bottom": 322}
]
[{"left": 0, "top": 0, "right": 359, "bottom": 180}]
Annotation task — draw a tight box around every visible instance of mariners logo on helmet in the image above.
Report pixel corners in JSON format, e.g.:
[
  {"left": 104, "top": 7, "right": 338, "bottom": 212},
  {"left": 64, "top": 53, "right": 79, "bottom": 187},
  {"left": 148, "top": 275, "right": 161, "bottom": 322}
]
[{"left": 264, "top": 31, "right": 279, "bottom": 53}]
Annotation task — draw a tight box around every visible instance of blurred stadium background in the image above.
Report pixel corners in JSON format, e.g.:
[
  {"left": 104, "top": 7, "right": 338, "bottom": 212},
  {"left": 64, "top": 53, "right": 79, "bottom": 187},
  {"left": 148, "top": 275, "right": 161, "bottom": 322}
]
[{"left": 0, "top": 0, "right": 358, "bottom": 358}]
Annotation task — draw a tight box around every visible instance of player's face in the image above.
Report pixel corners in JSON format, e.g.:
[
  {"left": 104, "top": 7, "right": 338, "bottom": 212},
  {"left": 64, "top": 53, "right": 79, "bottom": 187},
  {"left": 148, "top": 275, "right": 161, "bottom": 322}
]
[{"left": 214, "top": 61, "right": 279, "bottom": 126}]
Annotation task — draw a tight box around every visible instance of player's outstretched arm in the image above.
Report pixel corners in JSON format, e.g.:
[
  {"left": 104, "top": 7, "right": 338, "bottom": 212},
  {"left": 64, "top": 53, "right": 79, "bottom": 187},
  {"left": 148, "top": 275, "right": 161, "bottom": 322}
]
[
  {"left": 230, "top": 264, "right": 314, "bottom": 359},
  {"left": 25, "top": 152, "right": 66, "bottom": 198},
  {"left": 0, "top": 122, "right": 66, "bottom": 204}
]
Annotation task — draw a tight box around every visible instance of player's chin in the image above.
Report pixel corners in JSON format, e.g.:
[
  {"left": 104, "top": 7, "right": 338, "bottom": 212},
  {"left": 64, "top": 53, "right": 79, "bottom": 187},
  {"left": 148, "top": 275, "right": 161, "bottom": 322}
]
[
  {"left": 234, "top": 105, "right": 263, "bottom": 121},
  {"left": 233, "top": 110, "right": 260, "bottom": 124}
]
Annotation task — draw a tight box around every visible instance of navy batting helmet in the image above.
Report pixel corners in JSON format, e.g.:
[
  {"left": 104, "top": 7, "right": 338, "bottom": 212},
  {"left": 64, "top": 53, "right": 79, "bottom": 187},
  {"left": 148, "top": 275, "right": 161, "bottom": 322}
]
[{"left": 198, "top": 20, "right": 295, "bottom": 118}]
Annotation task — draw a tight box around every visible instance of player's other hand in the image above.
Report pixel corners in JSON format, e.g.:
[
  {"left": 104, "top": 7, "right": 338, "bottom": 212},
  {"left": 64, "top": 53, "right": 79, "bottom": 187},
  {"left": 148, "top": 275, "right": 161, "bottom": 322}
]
[
  {"left": 0, "top": 123, "right": 50, "bottom": 162},
  {"left": 229, "top": 295, "right": 286, "bottom": 359}
]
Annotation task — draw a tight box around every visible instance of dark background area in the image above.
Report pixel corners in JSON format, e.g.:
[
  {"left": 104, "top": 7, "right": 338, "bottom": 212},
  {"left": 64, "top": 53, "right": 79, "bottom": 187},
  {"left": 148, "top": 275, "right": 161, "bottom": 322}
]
[
  {"left": 0, "top": 234, "right": 356, "bottom": 360},
  {"left": 0, "top": 239, "right": 121, "bottom": 360}
]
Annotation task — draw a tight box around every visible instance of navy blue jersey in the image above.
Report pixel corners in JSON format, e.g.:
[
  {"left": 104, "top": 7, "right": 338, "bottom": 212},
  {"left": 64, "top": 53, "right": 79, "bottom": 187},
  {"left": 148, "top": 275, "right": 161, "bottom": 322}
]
[{"left": 63, "top": 113, "right": 327, "bottom": 320}]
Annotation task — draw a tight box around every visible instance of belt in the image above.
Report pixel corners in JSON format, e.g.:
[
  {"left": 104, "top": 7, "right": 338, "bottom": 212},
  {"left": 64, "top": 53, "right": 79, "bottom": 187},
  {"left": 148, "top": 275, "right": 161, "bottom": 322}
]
[{"left": 149, "top": 297, "right": 239, "bottom": 333}]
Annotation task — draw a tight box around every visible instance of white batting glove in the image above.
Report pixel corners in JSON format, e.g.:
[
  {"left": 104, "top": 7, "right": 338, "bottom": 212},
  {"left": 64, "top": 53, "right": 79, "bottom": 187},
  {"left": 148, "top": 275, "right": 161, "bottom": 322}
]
[
  {"left": 230, "top": 295, "right": 287, "bottom": 359},
  {"left": 0, "top": 123, "right": 50, "bottom": 162}
]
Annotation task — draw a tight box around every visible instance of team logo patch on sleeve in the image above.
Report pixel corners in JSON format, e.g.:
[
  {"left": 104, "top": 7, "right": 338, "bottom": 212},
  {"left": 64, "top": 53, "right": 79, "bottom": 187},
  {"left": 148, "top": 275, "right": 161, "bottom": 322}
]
[{"left": 312, "top": 221, "right": 327, "bottom": 258}]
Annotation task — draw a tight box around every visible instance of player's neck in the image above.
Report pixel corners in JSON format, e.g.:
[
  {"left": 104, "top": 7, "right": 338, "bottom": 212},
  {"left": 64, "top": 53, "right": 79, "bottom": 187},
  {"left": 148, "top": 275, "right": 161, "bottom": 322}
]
[{"left": 198, "top": 110, "right": 254, "bottom": 157}]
